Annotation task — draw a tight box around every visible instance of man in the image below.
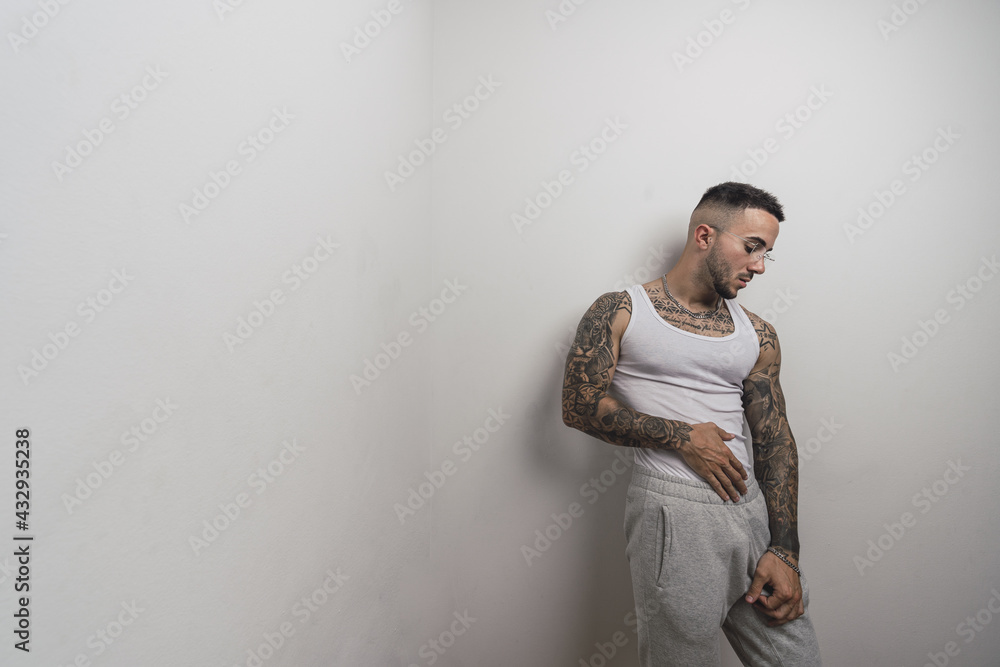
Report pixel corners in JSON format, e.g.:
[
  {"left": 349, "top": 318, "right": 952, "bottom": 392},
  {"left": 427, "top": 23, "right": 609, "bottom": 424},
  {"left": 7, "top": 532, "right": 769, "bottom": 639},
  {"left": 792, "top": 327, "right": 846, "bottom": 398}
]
[{"left": 561, "top": 182, "right": 821, "bottom": 666}]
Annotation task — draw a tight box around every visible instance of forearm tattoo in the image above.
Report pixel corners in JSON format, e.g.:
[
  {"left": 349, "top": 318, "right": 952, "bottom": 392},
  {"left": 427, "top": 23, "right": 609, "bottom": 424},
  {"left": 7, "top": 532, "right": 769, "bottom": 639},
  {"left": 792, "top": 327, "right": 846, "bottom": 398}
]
[
  {"left": 561, "top": 291, "right": 693, "bottom": 451},
  {"left": 743, "top": 314, "right": 800, "bottom": 562}
]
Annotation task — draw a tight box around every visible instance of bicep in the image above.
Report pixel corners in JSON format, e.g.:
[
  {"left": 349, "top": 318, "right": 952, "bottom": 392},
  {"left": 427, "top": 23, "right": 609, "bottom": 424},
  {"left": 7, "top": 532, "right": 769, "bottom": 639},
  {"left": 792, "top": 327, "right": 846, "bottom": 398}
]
[
  {"left": 742, "top": 318, "right": 787, "bottom": 443},
  {"left": 563, "top": 291, "right": 632, "bottom": 393}
]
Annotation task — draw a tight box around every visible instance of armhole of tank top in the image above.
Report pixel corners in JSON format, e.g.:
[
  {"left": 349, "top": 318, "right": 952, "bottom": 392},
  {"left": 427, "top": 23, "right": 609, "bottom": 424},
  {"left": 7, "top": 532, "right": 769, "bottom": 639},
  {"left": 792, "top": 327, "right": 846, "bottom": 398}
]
[
  {"left": 618, "top": 286, "right": 637, "bottom": 347},
  {"left": 735, "top": 302, "right": 762, "bottom": 362}
]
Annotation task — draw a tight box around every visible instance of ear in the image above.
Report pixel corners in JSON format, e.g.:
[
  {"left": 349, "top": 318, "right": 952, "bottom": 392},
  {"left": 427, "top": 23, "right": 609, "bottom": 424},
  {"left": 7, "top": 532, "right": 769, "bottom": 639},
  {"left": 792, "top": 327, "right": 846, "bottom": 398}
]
[{"left": 693, "top": 224, "right": 715, "bottom": 250}]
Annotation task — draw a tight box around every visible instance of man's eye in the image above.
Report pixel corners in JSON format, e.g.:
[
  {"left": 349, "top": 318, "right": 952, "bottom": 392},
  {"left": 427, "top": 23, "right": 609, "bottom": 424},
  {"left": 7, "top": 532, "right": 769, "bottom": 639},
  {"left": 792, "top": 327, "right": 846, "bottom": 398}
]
[{"left": 745, "top": 246, "right": 755, "bottom": 254}]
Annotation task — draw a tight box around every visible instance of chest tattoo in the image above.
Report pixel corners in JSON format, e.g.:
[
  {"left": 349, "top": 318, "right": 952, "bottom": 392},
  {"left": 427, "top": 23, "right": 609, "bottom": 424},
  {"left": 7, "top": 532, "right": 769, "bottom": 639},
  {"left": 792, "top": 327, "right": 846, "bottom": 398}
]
[{"left": 645, "top": 285, "right": 735, "bottom": 337}]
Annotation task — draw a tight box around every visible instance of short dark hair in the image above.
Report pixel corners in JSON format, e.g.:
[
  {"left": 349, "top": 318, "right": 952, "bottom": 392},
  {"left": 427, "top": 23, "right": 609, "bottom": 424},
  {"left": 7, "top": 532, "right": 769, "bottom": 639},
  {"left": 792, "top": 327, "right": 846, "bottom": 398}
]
[{"left": 694, "top": 182, "right": 785, "bottom": 222}]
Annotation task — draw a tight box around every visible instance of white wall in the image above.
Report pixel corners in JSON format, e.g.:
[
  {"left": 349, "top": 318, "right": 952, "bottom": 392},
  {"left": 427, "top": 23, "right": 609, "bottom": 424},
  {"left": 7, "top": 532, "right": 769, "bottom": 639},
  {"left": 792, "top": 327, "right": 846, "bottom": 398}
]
[{"left": 2, "top": 1, "right": 998, "bottom": 665}]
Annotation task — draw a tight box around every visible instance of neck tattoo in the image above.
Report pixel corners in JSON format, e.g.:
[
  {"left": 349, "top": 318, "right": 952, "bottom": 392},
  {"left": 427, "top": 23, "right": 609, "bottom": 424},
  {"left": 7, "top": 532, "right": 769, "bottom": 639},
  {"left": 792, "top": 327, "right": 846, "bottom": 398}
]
[{"left": 661, "top": 275, "right": 721, "bottom": 320}]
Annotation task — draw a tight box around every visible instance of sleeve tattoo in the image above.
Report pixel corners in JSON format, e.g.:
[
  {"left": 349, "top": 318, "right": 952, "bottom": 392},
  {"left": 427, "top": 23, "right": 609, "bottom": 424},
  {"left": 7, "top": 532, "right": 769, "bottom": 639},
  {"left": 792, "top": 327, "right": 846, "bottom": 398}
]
[
  {"left": 743, "top": 314, "right": 800, "bottom": 561},
  {"left": 561, "top": 291, "right": 693, "bottom": 451}
]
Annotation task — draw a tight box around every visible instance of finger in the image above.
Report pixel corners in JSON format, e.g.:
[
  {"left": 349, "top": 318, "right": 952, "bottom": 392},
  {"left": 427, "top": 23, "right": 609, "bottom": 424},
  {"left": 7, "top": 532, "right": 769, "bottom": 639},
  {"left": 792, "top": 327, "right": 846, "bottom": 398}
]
[
  {"left": 714, "top": 469, "right": 741, "bottom": 502},
  {"left": 745, "top": 571, "right": 769, "bottom": 604},
  {"left": 767, "top": 599, "right": 803, "bottom": 626},
  {"left": 753, "top": 596, "right": 777, "bottom": 613},
  {"left": 755, "top": 587, "right": 795, "bottom": 616},
  {"left": 784, "top": 597, "right": 804, "bottom": 621},
  {"left": 764, "top": 599, "right": 795, "bottom": 625},
  {"left": 723, "top": 460, "right": 748, "bottom": 494},
  {"left": 716, "top": 427, "right": 736, "bottom": 441},
  {"left": 704, "top": 474, "right": 730, "bottom": 502},
  {"left": 728, "top": 452, "right": 748, "bottom": 481},
  {"left": 767, "top": 586, "right": 796, "bottom": 606}
]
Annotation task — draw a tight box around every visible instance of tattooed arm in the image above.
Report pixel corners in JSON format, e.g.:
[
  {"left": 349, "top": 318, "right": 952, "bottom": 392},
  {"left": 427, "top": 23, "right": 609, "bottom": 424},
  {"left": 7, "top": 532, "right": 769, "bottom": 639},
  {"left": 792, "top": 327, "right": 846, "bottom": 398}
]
[
  {"left": 561, "top": 291, "right": 690, "bottom": 449},
  {"left": 742, "top": 311, "right": 799, "bottom": 562},
  {"left": 561, "top": 290, "right": 748, "bottom": 501},
  {"left": 742, "top": 309, "right": 805, "bottom": 626}
]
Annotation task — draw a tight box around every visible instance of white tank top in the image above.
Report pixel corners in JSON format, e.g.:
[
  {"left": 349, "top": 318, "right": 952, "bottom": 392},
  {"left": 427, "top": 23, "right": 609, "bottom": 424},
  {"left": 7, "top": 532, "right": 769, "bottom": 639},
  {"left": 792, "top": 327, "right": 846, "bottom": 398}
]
[{"left": 608, "top": 283, "right": 761, "bottom": 480}]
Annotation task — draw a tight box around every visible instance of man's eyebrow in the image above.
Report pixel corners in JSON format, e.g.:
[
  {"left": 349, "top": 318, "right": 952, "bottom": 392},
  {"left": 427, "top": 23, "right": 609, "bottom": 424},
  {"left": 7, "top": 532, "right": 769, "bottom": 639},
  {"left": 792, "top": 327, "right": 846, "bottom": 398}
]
[{"left": 746, "top": 236, "right": 772, "bottom": 251}]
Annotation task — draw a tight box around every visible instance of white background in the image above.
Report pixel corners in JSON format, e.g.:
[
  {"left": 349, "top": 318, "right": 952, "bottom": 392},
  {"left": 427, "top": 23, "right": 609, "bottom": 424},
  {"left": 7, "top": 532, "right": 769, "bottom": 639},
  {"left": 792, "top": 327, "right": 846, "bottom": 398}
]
[{"left": 2, "top": 0, "right": 999, "bottom": 665}]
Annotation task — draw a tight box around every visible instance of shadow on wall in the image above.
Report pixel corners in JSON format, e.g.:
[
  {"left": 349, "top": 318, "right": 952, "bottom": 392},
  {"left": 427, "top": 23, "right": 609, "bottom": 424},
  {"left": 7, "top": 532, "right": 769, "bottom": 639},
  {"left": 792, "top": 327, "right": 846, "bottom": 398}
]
[
  {"left": 538, "top": 229, "right": 686, "bottom": 483},
  {"left": 521, "top": 232, "right": 692, "bottom": 664}
]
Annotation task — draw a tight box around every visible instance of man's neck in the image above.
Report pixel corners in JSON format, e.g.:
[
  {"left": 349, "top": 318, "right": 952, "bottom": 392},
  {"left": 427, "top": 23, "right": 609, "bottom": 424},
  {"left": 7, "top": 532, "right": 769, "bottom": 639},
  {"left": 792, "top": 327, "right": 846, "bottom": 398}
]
[{"left": 664, "top": 264, "right": 719, "bottom": 310}]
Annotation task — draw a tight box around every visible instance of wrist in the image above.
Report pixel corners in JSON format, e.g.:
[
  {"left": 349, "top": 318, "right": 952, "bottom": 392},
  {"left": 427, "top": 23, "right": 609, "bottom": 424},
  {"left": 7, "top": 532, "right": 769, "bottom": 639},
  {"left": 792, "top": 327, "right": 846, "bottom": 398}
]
[
  {"left": 767, "top": 546, "right": 801, "bottom": 575},
  {"left": 654, "top": 419, "right": 692, "bottom": 452},
  {"left": 771, "top": 548, "right": 798, "bottom": 565}
]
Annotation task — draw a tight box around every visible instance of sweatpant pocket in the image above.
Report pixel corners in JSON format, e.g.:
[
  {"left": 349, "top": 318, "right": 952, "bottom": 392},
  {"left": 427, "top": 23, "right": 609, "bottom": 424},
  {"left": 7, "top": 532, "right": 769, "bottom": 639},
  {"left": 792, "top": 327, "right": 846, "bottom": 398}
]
[{"left": 654, "top": 505, "right": 672, "bottom": 588}]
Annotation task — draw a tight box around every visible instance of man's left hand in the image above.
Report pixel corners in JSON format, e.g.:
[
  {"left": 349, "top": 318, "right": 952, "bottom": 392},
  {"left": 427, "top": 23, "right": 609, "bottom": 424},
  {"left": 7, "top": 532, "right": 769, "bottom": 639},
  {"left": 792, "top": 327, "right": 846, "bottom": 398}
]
[{"left": 744, "top": 550, "right": 804, "bottom": 627}]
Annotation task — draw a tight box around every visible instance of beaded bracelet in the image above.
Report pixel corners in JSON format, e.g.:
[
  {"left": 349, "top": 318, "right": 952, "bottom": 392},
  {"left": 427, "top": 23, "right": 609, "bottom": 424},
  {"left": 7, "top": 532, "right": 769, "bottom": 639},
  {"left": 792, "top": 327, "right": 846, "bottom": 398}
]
[{"left": 767, "top": 547, "right": 801, "bottom": 575}]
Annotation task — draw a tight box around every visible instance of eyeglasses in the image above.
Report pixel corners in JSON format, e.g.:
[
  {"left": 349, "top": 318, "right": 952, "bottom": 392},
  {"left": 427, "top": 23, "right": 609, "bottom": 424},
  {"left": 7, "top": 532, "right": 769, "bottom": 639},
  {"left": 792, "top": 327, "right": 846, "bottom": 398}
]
[{"left": 714, "top": 229, "right": 775, "bottom": 263}]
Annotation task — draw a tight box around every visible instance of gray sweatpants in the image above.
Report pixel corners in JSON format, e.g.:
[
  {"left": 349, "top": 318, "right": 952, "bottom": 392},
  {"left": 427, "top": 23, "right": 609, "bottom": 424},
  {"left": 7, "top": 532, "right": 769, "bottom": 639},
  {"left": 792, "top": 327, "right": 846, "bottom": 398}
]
[{"left": 623, "top": 464, "right": 821, "bottom": 666}]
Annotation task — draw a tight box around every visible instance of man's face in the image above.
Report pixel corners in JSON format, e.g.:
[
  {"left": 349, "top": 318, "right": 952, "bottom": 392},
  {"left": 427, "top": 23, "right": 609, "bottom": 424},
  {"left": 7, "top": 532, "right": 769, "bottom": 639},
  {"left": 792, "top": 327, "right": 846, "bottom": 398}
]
[{"left": 705, "top": 208, "right": 780, "bottom": 299}]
